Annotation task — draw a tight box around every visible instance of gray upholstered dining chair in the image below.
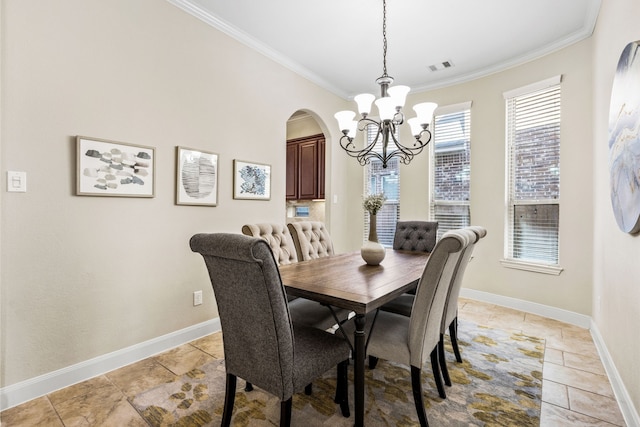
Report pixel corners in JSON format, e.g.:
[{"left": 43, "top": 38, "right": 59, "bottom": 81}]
[
  {"left": 340, "top": 229, "right": 471, "bottom": 426},
  {"left": 287, "top": 221, "right": 335, "bottom": 261},
  {"left": 241, "top": 223, "right": 350, "bottom": 331},
  {"left": 190, "top": 233, "right": 350, "bottom": 426},
  {"left": 393, "top": 220, "right": 438, "bottom": 252},
  {"left": 392, "top": 220, "right": 438, "bottom": 293},
  {"left": 380, "top": 226, "right": 487, "bottom": 388}
]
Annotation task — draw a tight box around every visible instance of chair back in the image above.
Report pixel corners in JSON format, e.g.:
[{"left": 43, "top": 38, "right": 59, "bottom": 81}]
[
  {"left": 441, "top": 226, "right": 487, "bottom": 332},
  {"left": 189, "top": 233, "right": 295, "bottom": 400},
  {"left": 393, "top": 221, "right": 438, "bottom": 252},
  {"left": 408, "top": 229, "right": 473, "bottom": 367},
  {"left": 287, "top": 221, "right": 335, "bottom": 261},
  {"left": 241, "top": 223, "right": 298, "bottom": 265}
]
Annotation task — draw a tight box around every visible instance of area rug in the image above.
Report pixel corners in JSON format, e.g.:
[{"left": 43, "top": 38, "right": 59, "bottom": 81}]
[{"left": 130, "top": 319, "right": 544, "bottom": 426}]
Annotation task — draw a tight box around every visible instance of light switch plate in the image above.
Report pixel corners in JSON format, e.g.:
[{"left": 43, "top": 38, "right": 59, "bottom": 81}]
[{"left": 7, "top": 171, "right": 27, "bottom": 192}]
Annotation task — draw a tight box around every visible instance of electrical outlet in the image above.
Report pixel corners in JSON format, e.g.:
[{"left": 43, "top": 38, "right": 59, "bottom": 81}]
[{"left": 193, "top": 290, "right": 203, "bottom": 306}]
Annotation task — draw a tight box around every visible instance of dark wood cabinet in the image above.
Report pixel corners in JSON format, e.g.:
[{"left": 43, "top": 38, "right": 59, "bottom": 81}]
[{"left": 286, "top": 134, "right": 325, "bottom": 200}]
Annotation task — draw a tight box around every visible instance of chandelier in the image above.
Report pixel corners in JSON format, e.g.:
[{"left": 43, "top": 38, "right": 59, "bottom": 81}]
[{"left": 334, "top": 0, "right": 437, "bottom": 169}]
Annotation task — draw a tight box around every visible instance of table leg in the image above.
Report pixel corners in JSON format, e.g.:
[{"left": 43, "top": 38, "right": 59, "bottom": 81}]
[{"left": 354, "top": 314, "right": 366, "bottom": 427}]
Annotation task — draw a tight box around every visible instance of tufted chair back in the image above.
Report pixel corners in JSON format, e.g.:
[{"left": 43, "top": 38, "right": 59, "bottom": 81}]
[
  {"left": 287, "top": 221, "right": 335, "bottom": 261},
  {"left": 241, "top": 223, "right": 298, "bottom": 265},
  {"left": 393, "top": 221, "right": 438, "bottom": 252}
]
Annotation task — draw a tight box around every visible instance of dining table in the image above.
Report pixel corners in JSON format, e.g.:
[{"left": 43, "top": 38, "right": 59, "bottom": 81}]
[{"left": 278, "top": 249, "right": 430, "bottom": 427}]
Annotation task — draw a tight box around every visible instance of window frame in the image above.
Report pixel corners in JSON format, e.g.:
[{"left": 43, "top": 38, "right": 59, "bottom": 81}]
[
  {"left": 363, "top": 121, "right": 400, "bottom": 247},
  {"left": 429, "top": 102, "right": 473, "bottom": 240},
  {"left": 501, "top": 76, "right": 564, "bottom": 275}
]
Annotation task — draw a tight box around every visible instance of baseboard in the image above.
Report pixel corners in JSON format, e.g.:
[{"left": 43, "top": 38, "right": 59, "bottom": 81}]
[
  {"left": 590, "top": 321, "right": 640, "bottom": 427},
  {"left": 0, "top": 318, "right": 220, "bottom": 411},
  {"left": 460, "top": 288, "right": 591, "bottom": 328},
  {"left": 460, "top": 288, "right": 639, "bottom": 427}
]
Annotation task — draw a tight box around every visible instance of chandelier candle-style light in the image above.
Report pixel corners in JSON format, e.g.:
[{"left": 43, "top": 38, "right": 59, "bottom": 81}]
[{"left": 334, "top": 0, "right": 437, "bottom": 169}]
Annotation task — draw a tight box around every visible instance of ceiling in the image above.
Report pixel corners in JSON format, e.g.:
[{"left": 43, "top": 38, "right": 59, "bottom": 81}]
[{"left": 168, "top": 0, "right": 601, "bottom": 99}]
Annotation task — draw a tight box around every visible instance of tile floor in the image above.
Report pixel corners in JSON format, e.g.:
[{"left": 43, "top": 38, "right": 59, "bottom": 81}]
[{"left": 0, "top": 298, "right": 627, "bottom": 426}]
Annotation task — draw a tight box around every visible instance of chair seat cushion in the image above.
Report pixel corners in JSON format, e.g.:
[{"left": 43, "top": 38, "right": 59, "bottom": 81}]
[
  {"left": 340, "top": 311, "right": 411, "bottom": 367},
  {"left": 292, "top": 324, "right": 350, "bottom": 393},
  {"left": 289, "top": 298, "right": 352, "bottom": 331}
]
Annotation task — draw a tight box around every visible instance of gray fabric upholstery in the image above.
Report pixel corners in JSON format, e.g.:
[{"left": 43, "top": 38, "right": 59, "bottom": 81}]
[
  {"left": 340, "top": 229, "right": 472, "bottom": 367},
  {"left": 287, "top": 221, "right": 335, "bottom": 261},
  {"left": 189, "top": 233, "right": 350, "bottom": 402},
  {"left": 392, "top": 221, "right": 438, "bottom": 252},
  {"left": 241, "top": 223, "right": 298, "bottom": 265}
]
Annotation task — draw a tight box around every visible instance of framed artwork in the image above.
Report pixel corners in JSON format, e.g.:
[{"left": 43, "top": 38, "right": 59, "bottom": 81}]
[
  {"left": 76, "top": 136, "right": 155, "bottom": 197},
  {"left": 176, "top": 147, "right": 219, "bottom": 206},
  {"left": 233, "top": 160, "right": 271, "bottom": 200},
  {"left": 609, "top": 40, "right": 640, "bottom": 233}
]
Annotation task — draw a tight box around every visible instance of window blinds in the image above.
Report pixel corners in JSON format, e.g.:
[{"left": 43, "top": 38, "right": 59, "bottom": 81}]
[
  {"left": 431, "top": 108, "right": 471, "bottom": 239},
  {"left": 505, "top": 83, "right": 561, "bottom": 265},
  {"left": 364, "top": 124, "right": 400, "bottom": 247}
]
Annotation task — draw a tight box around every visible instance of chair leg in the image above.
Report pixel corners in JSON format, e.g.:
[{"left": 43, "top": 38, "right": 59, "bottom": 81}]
[
  {"left": 222, "top": 373, "right": 237, "bottom": 427},
  {"left": 449, "top": 317, "right": 463, "bottom": 363},
  {"left": 245, "top": 381, "right": 253, "bottom": 392},
  {"left": 334, "top": 360, "right": 350, "bottom": 417},
  {"left": 304, "top": 383, "right": 312, "bottom": 395},
  {"left": 438, "top": 334, "right": 452, "bottom": 387},
  {"left": 368, "top": 355, "right": 379, "bottom": 369},
  {"left": 280, "top": 398, "right": 292, "bottom": 427},
  {"left": 430, "top": 348, "right": 446, "bottom": 399},
  {"left": 410, "top": 365, "right": 429, "bottom": 427}
]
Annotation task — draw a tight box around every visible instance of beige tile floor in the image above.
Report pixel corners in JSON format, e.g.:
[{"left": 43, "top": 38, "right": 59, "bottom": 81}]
[{"left": 0, "top": 298, "right": 627, "bottom": 426}]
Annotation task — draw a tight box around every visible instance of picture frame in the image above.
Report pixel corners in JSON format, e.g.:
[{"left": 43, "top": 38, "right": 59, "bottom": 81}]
[
  {"left": 76, "top": 136, "right": 155, "bottom": 197},
  {"left": 176, "top": 146, "right": 219, "bottom": 206},
  {"left": 233, "top": 159, "right": 271, "bottom": 200}
]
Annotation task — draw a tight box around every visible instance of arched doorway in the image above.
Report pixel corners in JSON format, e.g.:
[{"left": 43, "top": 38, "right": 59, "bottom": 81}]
[{"left": 285, "top": 110, "right": 326, "bottom": 224}]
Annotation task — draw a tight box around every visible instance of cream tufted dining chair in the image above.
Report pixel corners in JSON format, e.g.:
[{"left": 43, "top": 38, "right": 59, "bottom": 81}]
[
  {"left": 340, "top": 229, "right": 472, "bottom": 425},
  {"left": 380, "top": 226, "right": 487, "bottom": 388},
  {"left": 242, "top": 223, "right": 350, "bottom": 332},
  {"left": 241, "top": 223, "right": 298, "bottom": 265},
  {"left": 287, "top": 221, "right": 335, "bottom": 261}
]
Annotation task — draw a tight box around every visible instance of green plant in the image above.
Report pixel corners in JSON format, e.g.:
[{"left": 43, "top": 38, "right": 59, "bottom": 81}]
[{"left": 363, "top": 193, "right": 387, "bottom": 215}]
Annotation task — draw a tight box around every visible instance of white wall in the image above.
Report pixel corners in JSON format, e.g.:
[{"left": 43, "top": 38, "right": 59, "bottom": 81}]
[
  {"left": 0, "top": 0, "right": 350, "bottom": 387},
  {"left": 591, "top": 0, "right": 640, "bottom": 415},
  {"left": 344, "top": 39, "right": 595, "bottom": 315}
]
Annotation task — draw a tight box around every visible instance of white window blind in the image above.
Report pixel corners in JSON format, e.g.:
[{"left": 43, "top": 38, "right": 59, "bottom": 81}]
[
  {"left": 430, "top": 105, "right": 471, "bottom": 239},
  {"left": 505, "top": 80, "right": 561, "bottom": 266},
  {"left": 364, "top": 123, "right": 400, "bottom": 247}
]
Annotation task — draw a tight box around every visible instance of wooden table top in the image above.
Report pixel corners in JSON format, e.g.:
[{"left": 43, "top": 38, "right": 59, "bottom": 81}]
[{"left": 278, "top": 250, "right": 430, "bottom": 314}]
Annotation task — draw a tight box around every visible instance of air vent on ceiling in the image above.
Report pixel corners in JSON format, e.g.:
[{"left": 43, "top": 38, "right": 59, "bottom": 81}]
[{"left": 428, "top": 60, "right": 454, "bottom": 72}]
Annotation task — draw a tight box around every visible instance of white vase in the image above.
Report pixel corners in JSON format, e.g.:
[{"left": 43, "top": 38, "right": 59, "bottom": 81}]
[{"left": 361, "top": 213, "right": 386, "bottom": 265}]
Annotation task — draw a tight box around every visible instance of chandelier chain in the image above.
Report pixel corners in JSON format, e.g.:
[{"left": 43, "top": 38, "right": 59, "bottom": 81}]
[{"left": 382, "top": 0, "right": 387, "bottom": 77}]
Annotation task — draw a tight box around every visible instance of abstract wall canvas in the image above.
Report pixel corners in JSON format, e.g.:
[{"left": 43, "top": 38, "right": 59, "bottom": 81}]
[
  {"left": 609, "top": 40, "right": 640, "bottom": 233},
  {"left": 233, "top": 160, "right": 271, "bottom": 200},
  {"left": 176, "top": 147, "right": 218, "bottom": 206},
  {"left": 76, "top": 136, "right": 155, "bottom": 197}
]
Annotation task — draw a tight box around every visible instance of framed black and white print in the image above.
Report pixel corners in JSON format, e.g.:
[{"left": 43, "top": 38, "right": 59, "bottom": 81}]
[
  {"left": 76, "top": 136, "right": 155, "bottom": 197},
  {"left": 233, "top": 160, "right": 271, "bottom": 200},
  {"left": 176, "top": 147, "right": 218, "bottom": 206}
]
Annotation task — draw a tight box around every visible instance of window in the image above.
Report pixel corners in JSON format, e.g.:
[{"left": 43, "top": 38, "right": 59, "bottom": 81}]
[
  {"left": 430, "top": 103, "right": 472, "bottom": 240},
  {"left": 503, "top": 76, "right": 562, "bottom": 274},
  {"left": 364, "top": 124, "right": 400, "bottom": 247}
]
